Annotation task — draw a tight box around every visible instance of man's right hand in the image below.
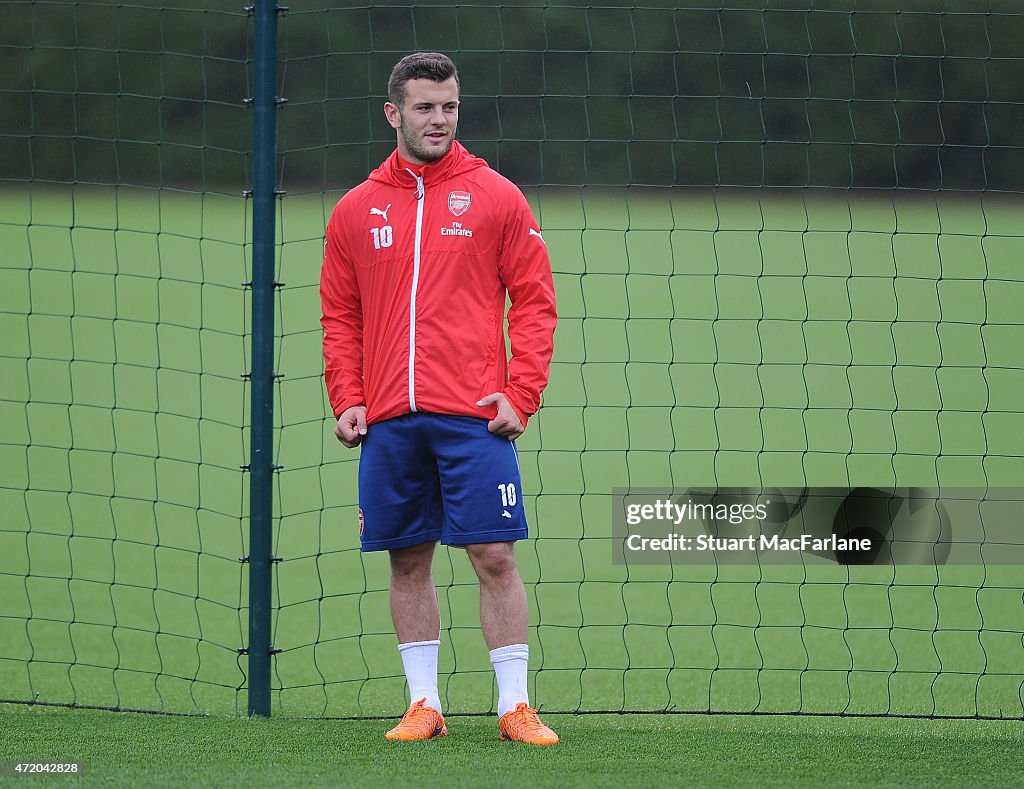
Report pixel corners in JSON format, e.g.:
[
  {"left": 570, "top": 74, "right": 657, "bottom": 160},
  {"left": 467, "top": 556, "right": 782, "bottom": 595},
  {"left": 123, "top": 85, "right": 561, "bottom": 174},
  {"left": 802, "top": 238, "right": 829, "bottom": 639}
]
[{"left": 335, "top": 405, "right": 367, "bottom": 448}]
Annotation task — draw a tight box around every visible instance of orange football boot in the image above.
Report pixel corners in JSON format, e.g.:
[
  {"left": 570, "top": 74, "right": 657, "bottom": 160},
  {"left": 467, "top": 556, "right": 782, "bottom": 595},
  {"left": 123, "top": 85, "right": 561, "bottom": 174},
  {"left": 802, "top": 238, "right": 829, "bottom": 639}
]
[
  {"left": 498, "top": 702, "right": 559, "bottom": 745},
  {"left": 385, "top": 698, "right": 447, "bottom": 741}
]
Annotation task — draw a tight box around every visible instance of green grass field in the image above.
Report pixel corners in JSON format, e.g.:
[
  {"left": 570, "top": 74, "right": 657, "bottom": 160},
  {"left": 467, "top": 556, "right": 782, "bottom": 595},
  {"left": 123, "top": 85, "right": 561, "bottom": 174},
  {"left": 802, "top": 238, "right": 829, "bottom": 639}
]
[
  {"left": 1, "top": 185, "right": 1023, "bottom": 732},
  {"left": 1, "top": 705, "right": 1023, "bottom": 788}
]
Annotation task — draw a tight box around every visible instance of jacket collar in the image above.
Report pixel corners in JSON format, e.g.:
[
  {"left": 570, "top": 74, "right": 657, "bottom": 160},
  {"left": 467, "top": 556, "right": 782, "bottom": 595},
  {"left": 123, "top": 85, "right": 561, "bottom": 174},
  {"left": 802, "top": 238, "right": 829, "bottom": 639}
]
[{"left": 369, "top": 141, "right": 487, "bottom": 188}]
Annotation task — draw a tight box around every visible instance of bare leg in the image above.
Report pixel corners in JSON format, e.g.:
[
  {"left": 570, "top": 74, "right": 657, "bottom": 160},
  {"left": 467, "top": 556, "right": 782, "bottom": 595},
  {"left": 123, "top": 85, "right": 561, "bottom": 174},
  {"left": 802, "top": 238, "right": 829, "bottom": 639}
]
[
  {"left": 465, "top": 541, "right": 528, "bottom": 649},
  {"left": 389, "top": 541, "right": 440, "bottom": 642},
  {"left": 466, "top": 542, "right": 556, "bottom": 740}
]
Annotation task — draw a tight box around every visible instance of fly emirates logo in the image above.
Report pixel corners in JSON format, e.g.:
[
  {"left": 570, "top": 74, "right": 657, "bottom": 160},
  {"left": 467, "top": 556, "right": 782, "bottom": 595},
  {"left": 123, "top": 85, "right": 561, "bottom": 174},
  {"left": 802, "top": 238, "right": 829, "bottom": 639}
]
[{"left": 441, "top": 221, "right": 474, "bottom": 238}]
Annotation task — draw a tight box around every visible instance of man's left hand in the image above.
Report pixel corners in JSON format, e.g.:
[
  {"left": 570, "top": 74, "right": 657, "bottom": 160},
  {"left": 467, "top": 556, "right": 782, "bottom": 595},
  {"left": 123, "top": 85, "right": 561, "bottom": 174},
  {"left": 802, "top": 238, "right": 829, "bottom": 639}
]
[{"left": 476, "top": 392, "right": 525, "bottom": 440}]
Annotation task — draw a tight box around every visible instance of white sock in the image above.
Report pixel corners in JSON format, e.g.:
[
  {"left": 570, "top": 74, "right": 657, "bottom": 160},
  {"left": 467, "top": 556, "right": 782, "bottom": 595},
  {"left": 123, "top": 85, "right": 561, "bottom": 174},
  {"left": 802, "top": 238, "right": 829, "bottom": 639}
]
[
  {"left": 490, "top": 643, "right": 529, "bottom": 717},
  {"left": 398, "top": 639, "right": 442, "bottom": 714}
]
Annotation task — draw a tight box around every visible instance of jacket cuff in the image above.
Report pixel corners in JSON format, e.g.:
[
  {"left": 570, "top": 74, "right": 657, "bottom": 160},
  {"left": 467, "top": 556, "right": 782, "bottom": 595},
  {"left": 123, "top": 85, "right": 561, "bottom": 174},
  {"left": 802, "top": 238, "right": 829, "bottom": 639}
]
[
  {"left": 502, "top": 390, "right": 531, "bottom": 430},
  {"left": 333, "top": 396, "right": 365, "bottom": 420}
]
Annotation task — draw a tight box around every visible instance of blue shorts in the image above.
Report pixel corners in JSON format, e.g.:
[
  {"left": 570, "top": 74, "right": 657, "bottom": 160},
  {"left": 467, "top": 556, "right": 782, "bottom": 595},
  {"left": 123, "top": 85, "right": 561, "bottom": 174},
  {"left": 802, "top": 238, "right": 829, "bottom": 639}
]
[{"left": 357, "top": 412, "right": 529, "bottom": 552}]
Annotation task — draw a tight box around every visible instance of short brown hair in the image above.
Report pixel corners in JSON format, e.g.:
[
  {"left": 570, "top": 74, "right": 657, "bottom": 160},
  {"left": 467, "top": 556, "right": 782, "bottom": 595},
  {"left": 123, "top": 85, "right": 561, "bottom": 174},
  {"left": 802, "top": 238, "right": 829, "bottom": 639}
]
[{"left": 387, "top": 52, "right": 460, "bottom": 108}]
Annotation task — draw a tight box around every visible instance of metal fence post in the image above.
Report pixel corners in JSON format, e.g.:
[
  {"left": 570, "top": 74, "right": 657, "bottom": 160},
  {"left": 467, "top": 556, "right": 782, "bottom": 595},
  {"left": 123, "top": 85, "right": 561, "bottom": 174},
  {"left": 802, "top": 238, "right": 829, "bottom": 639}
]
[{"left": 247, "top": 0, "right": 281, "bottom": 718}]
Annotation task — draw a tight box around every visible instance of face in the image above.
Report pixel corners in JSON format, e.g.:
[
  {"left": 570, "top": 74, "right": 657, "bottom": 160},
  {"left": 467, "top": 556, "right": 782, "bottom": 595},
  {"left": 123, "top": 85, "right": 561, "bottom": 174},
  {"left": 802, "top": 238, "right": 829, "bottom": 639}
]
[{"left": 384, "top": 76, "right": 460, "bottom": 165}]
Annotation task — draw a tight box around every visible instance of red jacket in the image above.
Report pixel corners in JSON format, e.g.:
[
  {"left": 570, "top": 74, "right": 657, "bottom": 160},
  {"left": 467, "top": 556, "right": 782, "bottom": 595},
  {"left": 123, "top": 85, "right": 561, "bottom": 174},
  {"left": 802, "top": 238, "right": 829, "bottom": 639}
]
[{"left": 321, "top": 142, "right": 557, "bottom": 427}]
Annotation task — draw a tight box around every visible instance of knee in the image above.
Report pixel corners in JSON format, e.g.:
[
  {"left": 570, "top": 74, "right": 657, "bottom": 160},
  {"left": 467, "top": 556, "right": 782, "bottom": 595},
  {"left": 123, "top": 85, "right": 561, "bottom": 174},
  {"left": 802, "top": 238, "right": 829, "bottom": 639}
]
[
  {"left": 468, "top": 542, "right": 518, "bottom": 583},
  {"left": 389, "top": 543, "right": 434, "bottom": 584}
]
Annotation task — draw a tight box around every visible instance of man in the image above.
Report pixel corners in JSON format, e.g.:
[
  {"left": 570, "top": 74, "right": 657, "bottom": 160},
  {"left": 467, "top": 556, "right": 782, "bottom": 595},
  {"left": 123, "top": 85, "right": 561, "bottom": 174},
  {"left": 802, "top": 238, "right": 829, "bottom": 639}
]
[{"left": 320, "top": 52, "right": 559, "bottom": 745}]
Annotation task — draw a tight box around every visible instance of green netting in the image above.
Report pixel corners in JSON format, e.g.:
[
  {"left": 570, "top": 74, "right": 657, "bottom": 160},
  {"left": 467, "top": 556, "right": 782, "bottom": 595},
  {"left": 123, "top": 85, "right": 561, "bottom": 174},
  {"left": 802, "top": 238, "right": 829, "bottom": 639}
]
[
  {"left": 0, "top": 2, "right": 253, "bottom": 714},
  {"left": 272, "top": 187, "right": 1024, "bottom": 718},
  {"left": 1, "top": 2, "right": 1023, "bottom": 719}
]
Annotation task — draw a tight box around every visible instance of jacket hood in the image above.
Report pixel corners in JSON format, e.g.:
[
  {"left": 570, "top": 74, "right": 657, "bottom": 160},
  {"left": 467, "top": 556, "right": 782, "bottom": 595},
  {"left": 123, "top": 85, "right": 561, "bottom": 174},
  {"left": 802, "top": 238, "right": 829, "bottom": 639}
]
[{"left": 368, "top": 140, "right": 489, "bottom": 188}]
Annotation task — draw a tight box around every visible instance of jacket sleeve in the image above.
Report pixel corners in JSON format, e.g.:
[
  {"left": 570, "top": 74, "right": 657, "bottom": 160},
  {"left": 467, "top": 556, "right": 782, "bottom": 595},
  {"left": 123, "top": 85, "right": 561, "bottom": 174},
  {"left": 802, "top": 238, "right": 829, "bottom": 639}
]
[
  {"left": 497, "top": 186, "right": 558, "bottom": 426},
  {"left": 320, "top": 206, "right": 365, "bottom": 419}
]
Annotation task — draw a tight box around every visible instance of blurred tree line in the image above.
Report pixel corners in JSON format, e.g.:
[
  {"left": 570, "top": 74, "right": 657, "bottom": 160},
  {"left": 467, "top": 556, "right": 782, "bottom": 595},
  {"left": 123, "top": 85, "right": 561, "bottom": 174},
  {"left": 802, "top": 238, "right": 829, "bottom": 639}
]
[{"left": 2, "top": 0, "right": 1022, "bottom": 192}]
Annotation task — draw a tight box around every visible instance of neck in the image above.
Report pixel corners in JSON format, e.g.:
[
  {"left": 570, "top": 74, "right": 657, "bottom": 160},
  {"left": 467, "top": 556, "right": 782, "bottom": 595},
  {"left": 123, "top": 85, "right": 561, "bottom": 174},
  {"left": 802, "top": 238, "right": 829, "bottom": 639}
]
[
  {"left": 397, "top": 152, "right": 424, "bottom": 173},
  {"left": 397, "top": 143, "right": 457, "bottom": 173}
]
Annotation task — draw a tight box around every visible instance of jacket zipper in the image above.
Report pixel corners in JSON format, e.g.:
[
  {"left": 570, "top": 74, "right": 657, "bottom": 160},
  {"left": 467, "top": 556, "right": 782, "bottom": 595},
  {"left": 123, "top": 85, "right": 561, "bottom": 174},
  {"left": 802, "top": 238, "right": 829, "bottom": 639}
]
[{"left": 407, "top": 170, "right": 425, "bottom": 412}]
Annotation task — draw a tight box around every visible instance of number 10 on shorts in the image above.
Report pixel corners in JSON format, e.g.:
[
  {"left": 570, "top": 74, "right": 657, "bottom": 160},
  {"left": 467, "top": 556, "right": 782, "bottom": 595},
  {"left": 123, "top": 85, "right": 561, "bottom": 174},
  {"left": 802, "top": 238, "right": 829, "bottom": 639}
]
[{"left": 498, "top": 482, "right": 517, "bottom": 507}]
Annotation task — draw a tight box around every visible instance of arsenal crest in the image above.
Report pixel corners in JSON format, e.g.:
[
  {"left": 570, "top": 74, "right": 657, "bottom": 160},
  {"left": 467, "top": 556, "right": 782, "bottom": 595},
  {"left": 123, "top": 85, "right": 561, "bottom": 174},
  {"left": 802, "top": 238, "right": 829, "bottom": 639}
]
[{"left": 448, "top": 190, "right": 472, "bottom": 217}]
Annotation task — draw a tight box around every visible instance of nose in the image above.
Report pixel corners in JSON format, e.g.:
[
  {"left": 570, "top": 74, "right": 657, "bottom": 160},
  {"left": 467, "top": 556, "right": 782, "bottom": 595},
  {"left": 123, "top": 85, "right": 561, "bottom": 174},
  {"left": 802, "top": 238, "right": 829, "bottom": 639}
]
[{"left": 429, "top": 106, "right": 446, "bottom": 125}]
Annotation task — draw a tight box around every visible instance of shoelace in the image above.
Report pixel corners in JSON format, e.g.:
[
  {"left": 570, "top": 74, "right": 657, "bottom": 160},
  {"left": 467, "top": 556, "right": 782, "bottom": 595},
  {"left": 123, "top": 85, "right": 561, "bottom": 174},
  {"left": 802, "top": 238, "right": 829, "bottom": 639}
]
[
  {"left": 508, "top": 705, "right": 543, "bottom": 733},
  {"left": 403, "top": 706, "right": 431, "bottom": 721}
]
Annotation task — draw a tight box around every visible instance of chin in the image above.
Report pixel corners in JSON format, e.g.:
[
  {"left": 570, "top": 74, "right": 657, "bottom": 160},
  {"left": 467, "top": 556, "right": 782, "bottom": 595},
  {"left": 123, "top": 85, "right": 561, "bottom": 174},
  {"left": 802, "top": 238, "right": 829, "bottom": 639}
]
[{"left": 418, "top": 144, "right": 451, "bottom": 162}]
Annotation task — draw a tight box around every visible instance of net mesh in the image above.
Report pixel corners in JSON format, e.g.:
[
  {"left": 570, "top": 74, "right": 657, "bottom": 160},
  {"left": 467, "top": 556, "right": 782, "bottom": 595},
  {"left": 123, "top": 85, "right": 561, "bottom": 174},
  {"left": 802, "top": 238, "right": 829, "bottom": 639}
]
[
  {"left": 1, "top": 1, "right": 1023, "bottom": 718},
  {"left": 0, "top": 1, "right": 252, "bottom": 714}
]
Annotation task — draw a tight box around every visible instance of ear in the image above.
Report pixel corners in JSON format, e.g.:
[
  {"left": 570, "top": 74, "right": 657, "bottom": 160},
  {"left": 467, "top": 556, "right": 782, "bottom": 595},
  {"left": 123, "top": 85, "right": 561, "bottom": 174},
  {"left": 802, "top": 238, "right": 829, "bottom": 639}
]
[{"left": 384, "top": 101, "right": 402, "bottom": 130}]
